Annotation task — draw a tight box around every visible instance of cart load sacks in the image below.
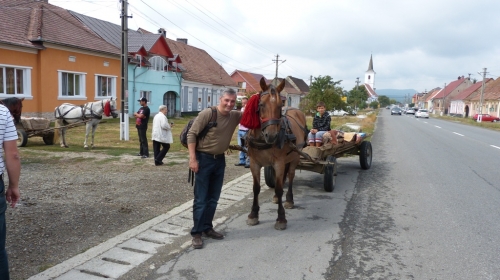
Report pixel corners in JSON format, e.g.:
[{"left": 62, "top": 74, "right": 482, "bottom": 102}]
[{"left": 20, "top": 117, "right": 51, "bottom": 130}]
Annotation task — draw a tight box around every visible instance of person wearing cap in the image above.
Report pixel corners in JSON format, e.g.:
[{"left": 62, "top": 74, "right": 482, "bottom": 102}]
[{"left": 134, "top": 97, "right": 151, "bottom": 158}]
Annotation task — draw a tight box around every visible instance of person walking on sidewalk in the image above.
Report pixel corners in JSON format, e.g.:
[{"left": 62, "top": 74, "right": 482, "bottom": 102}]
[
  {"left": 235, "top": 96, "right": 250, "bottom": 168},
  {"left": 151, "top": 105, "right": 173, "bottom": 166},
  {"left": 134, "top": 97, "right": 150, "bottom": 158},
  {"left": 187, "top": 88, "right": 242, "bottom": 249},
  {"left": 0, "top": 104, "right": 21, "bottom": 279}
]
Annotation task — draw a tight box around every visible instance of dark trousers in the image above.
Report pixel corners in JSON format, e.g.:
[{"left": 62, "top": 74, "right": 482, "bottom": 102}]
[
  {"left": 153, "top": 140, "right": 170, "bottom": 164},
  {"left": 191, "top": 152, "right": 225, "bottom": 236},
  {"left": 0, "top": 179, "right": 9, "bottom": 279},
  {"left": 137, "top": 127, "right": 149, "bottom": 157}
]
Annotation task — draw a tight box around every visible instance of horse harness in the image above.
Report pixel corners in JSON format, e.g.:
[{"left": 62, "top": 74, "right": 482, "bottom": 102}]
[{"left": 55, "top": 100, "right": 107, "bottom": 124}]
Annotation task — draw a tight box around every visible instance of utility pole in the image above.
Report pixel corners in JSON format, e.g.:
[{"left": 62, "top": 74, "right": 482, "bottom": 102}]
[
  {"left": 310, "top": 75, "right": 313, "bottom": 86},
  {"left": 272, "top": 54, "right": 285, "bottom": 80},
  {"left": 355, "top": 77, "right": 360, "bottom": 90},
  {"left": 120, "top": 0, "right": 132, "bottom": 140},
  {"left": 441, "top": 83, "right": 446, "bottom": 116},
  {"left": 478, "top": 68, "right": 488, "bottom": 122}
]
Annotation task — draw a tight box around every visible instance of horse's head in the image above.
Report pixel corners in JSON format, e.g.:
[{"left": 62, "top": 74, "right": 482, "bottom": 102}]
[
  {"left": 259, "top": 77, "right": 285, "bottom": 144},
  {"left": 0, "top": 97, "right": 24, "bottom": 124},
  {"left": 104, "top": 98, "right": 118, "bottom": 118}
]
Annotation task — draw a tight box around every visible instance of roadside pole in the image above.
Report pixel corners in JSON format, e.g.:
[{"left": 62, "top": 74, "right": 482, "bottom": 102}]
[
  {"left": 477, "top": 68, "right": 487, "bottom": 123},
  {"left": 120, "top": 0, "right": 131, "bottom": 140}
]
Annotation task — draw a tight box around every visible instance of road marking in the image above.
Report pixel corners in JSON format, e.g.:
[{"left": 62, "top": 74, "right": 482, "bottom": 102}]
[
  {"left": 491, "top": 145, "right": 500, "bottom": 150},
  {"left": 423, "top": 122, "right": 428, "bottom": 123},
  {"left": 453, "top": 132, "right": 464, "bottom": 136},
  {"left": 435, "top": 126, "right": 441, "bottom": 128}
]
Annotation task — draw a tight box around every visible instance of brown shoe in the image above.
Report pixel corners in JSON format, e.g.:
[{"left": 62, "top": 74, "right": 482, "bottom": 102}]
[
  {"left": 192, "top": 234, "right": 203, "bottom": 249},
  {"left": 203, "top": 228, "right": 224, "bottom": 240}
]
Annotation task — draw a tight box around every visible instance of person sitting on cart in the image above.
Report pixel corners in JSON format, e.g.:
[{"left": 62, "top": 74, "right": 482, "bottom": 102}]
[{"left": 308, "top": 102, "right": 331, "bottom": 147}]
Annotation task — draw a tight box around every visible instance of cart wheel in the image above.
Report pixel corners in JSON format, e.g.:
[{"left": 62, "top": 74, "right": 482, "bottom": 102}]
[
  {"left": 43, "top": 132, "right": 54, "bottom": 145},
  {"left": 359, "top": 141, "right": 372, "bottom": 170},
  {"left": 264, "top": 166, "right": 276, "bottom": 188},
  {"left": 17, "top": 129, "right": 28, "bottom": 147},
  {"left": 324, "top": 155, "right": 337, "bottom": 192}
]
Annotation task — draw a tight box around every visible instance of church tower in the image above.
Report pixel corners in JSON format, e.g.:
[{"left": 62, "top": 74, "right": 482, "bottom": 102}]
[{"left": 364, "top": 54, "right": 376, "bottom": 90}]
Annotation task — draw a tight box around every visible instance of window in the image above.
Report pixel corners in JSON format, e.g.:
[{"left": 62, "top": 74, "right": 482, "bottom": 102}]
[
  {"left": 140, "top": 90, "right": 151, "bottom": 103},
  {"left": 95, "top": 75, "right": 116, "bottom": 98},
  {"left": 149, "top": 56, "right": 168, "bottom": 72},
  {"left": 0, "top": 65, "right": 32, "bottom": 97},
  {"left": 58, "top": 71, "right": 86, "bottom": 99}
]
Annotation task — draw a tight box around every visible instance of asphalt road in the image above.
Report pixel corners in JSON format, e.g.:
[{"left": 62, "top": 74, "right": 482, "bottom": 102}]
[{"left": 121, "top": 110, "right": 500, "bottom": 280}]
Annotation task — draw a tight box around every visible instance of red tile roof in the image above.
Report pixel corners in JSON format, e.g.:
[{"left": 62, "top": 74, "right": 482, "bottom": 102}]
[
  {"left": 433, "top": 78, "right": 466, "bottom": 99},
  {"left": 166, "top": 39, "right": 236, "bottom": 86},
  {"left": 452, "top": 79, "right": 492, "bottom": 101},
  {"left": 231, "top": 70, "right": 268, "bottom": 92},
  {"left": 0, "top": 0, "right": 119, "bottom": 54},
  {"left": 469, "top": 78, "right": 500, "bottom": 101},
  {"left": 364, "top": 84, "right": 378, "bottom": 98}
]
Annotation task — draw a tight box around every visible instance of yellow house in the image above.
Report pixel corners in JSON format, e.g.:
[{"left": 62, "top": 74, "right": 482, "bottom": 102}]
[{"left": 0, "top": 0, "right": 121, "bottom": 117}]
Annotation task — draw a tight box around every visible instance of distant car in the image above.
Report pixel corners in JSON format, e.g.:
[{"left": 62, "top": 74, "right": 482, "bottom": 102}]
[
  {"left": 386, "top": 106, "right": 390, "bottom": 109},
  {"left": 473, "top": 114, "right": 500, "bottom": 122},
  {"left": 415, "top": 109, "right": 429, "bottom": 118},
  {"left": 330, "top": 109, "right": 348, "bottom": 116},
  {"left": 391, "top": 107, "right": 402, "bottom": 115},
  {"left": 406, "top": 108, "right": 416, "bottom": 115}
]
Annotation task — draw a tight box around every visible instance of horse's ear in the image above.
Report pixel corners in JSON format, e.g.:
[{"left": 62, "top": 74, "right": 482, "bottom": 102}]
[
  {"left": 276, "top": 79, "right": 285, "bottom": 93},
  {"left": 260, "top": 77, "right": 268, "bottom": 92}
]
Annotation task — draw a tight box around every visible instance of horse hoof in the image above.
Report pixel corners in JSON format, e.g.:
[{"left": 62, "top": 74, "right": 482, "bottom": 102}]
[
  {"left": 84, "top": 146, "right": 89, "bottom": 149},
  {"left": 284, "top": 201, "right": 294, "bottom": 209},
  {"left": 247, "top": 218, "right": 259, "bottom": 226},
  {"left": 272, "top": 195, "right": 279, "bottom": 204},
  {"left": 274, "top": 222, "right": 287, "bottom": 230}
]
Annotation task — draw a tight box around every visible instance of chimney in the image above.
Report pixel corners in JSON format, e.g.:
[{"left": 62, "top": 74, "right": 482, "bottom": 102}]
[
  {"left": 177, "top": 38, "right": 188, "bottom": 44},
  {"left": 158, "top": 28, "right": 166, "bottom": 38}
]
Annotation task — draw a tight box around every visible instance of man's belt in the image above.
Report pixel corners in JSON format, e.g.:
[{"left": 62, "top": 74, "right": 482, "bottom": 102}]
[{"left": 198, "top": 151, "right": 225, "bottom": 159}]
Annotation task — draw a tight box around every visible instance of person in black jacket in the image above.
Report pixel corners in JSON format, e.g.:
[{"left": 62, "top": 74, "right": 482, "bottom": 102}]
[
  {"left": 134, "top": 97, "right": 150, "bottom": 158},
  {"left": 308, "top": 102, "right": 331, "bottom": 147}
]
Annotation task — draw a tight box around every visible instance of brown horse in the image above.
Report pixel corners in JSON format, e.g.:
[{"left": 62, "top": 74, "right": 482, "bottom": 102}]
[
  {"left": 242, "top": 77, "right": 308, "bottom": 230},
  {"left": 0, "top": 97, "right": 24, "bottom": 124}
]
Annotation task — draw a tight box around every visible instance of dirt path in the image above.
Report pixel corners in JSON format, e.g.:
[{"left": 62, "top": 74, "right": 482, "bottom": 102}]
[{"left": 6, "top": 150, "right": 250, "bottom": 280}]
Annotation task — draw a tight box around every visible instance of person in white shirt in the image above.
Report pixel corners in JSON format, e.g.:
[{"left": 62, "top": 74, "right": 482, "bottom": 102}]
[
  {"left": 151, "top": 105, "right": 173, "bottom": 166},
  {"left": 0, "top": 104, "right": 21, "bottom": 279}
]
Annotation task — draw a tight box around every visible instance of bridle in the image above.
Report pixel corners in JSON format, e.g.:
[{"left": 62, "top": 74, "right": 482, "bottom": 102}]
[{"left": 258, "top": 86, "right": 283, "bottom": 132}]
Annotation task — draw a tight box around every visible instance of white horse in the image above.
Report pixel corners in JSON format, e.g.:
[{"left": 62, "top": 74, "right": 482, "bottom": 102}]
[{"left": 54, "top": 98, "right": 118, "bottom": 148}]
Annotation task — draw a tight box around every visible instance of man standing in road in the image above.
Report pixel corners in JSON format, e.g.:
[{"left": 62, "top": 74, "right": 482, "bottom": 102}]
[
  {"left": 134, "top": 97, "right": 150, "bottom": 158},
  {"left": 187, "top": 88, "right": 242, "bottom": 249},
  {"left": 235, "top": 96, "right": 250, "bottom": 168},
  {"left": 0, "top": 104, "right": 21, "bottom": 279}
]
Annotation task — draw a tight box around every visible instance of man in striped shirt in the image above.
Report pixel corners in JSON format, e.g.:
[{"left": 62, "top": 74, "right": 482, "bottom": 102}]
[{"left": 0, "top": 104, "right": 21, "bottom": 279}]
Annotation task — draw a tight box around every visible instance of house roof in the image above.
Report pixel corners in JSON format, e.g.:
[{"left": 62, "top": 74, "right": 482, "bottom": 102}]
[
  {"left": 166, "top": 39, "right": 236, "bottom": 86},
  {"left": 433, "top": 77, "right": 467, "bottom": 99},
  {"left": 273, "top": 78, "right": 301, "bottom": 94},
  {"left": 469, "top": 78, "right": 500, "bottom": 101},
  {"left": 364, "top": 83, "right": 378, "bottom": 98},
  {"left": 425, "top": 88, "right": 441, "bottom": 102},
  {"left": 0, "top": 0, "right": 119, "bottom": 54},
  {"left": 287, "top": 76, "right": 310, "bottom": 93},
  {"left": 451, "top": 79, "right": 492, "bottom": 101},
  {"left": 231, "top": 70, "right": 268, "bottom": 92}
]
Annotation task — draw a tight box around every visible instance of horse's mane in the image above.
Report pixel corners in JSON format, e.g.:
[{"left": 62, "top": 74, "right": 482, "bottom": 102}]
[
  {"left": 240, "top": 93, "right": 261, "bottom": 129},
  {"left": 0, "top": 97, "right": 20, "bottom": 107}
]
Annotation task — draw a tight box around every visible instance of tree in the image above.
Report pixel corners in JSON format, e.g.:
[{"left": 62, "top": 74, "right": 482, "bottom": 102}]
[
  {"left": 369, "top": 101, "right": 379, "bottom": 109},
  {"left": 303, "top": 75, "right": 344, "bottom": 112},
  {"left": 346, "top": 85, "right": 369, "bottom": 109},
  {"left": 377, "top": 95, "right": 391, "bottom": 107}
]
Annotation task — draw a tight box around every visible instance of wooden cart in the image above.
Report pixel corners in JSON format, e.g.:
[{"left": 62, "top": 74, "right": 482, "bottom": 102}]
[
  {"left": 264, "top": 132, "right": 372, "bottom": 192},
  {"left": 15, "top": 118, "right": 88, "bottom": 147}
]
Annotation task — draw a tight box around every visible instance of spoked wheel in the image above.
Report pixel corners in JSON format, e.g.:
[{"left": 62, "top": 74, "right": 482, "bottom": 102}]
[
  {"left": 17, "top": 129, "right": 28, "bottom": 147},
  {"left": 359, "top": 141, "right": 372, "bottom": 170},
  {"left": 43, "top": 132, "right": 55, "bottom": 145},
  {"left": 324, "top": 155, "right": 337, "bottom": 192},
  {"left": 264, "top": 166, "right": 276, "bottom": 188}
]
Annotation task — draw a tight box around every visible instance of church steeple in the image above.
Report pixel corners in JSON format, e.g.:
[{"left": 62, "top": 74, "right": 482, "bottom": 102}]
[
  {"left": 364, "top": 54, "right": 376, "bottom": 90},
  {"left": 367, "top": 54, "right": 374, "bottom": 71}
]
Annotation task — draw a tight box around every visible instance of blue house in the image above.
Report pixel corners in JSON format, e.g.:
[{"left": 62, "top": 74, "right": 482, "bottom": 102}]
[{"left": 72, "top": 14, "right": 182, "bottom": 117}]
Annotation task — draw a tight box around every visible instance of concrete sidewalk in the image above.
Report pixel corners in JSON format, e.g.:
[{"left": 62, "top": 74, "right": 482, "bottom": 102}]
[{"left": 28, "top": 172, "right": 260, "bottom": 280}]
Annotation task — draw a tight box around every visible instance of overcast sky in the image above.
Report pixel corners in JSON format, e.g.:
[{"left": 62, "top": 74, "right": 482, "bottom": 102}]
[{"left": 51, "top": 0, "right": 500, "bottom": 93}]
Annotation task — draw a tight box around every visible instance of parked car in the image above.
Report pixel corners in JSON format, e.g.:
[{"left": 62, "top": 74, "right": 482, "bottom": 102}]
[
  {"left": 473, "top": 114, "right": 500, "bottom": 122},
  {"left": 391, "top": 107, "right": 402, "bottom": 115},
  {"left": 330, "top": 109, "right": 348, "bottom": 116},
  {"left": 406, "top": 108, "right": 416, "bottom": 115},
  {"left": 415, "top": 109, "right": 429, "bottom": 118}
]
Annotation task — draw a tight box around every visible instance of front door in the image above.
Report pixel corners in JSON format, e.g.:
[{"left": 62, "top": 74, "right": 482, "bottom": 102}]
[{"left": 163, "top": 91, "right": 176, "bottom": 117}]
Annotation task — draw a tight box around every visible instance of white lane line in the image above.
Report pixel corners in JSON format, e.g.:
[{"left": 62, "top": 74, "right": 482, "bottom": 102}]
[
  {"left": 435, "top": 125, "right": 441, "bottom": 128},
  {"left": 491, "top": 145, "right": 500, "bottom": 150},
  {"left": 453, "top": 132, "right": 464, "bottom": 136}
]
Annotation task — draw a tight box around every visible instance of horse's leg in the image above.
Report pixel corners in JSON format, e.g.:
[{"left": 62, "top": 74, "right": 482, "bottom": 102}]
[
  {"left": 60, "top": 123, "right": 69, "bottom": 148},
  {"left": 84, "top": 122, "right": 91, "bottom": 149},
  {"left": 247, "top": 164, "right": 261, "bottom": 226},
  {"left": 284, "top": 163, "right": 297, "bottom": 209},
  {"left": 91, "top": 123, "right": 97, "bottom": 148},
  {"left": 273, "top": 164, "right": 287, "bottom": 230}
]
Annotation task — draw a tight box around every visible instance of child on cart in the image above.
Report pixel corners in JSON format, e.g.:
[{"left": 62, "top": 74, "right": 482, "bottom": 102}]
[{"left": 308, "top": 102, "right": 331, "bottom": 147}]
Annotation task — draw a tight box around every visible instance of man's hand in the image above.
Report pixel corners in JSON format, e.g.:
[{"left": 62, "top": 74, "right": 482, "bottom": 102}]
[{"left": 6, "top": 187, "right": 20, "bottom": 208}]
